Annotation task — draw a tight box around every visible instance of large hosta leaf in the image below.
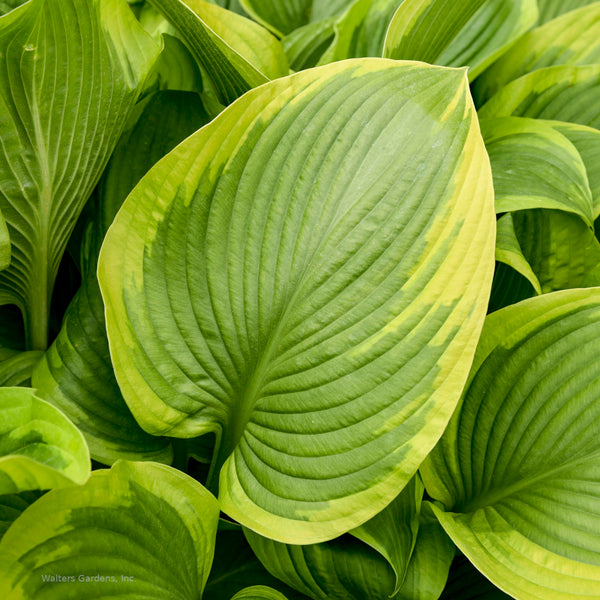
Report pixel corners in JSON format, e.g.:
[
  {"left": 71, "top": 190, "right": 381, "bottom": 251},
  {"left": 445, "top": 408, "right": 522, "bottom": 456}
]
[
  {"left": 478, "top": 65, "right": 600, "bottom": 129},
  {"left": 0, "top": 461, "right": 220, "bottom": 599},
  {"left": 149, "top": 0, "right": 288, "bottom": 105},
  {"left": 472, "top": 3, "right": 600, "bottom": 105},
  {"left": 383, "top": 0, "right": 537, "bottom": 80},
  {"left": 32, "top": 91, "right": 209, "bottom": 466},
  {"left": 0, "top": 387, "right": 89, "bottom": 494},
  {"left": 0, "top": 0, "right": 159, "bottom": 350},
  {"left": 480, "top": 117, "right": 594, "bottom": 225},
  {"left": 99, "top": 59, "right": 495, "bottom": 543},
  {"left": 422, "top": 288, "right": 600, "bottom": 599}
]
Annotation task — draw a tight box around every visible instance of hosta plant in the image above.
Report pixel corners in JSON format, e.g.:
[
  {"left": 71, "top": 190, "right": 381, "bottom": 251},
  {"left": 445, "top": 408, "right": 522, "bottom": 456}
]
[{"left": 1, "top": 0, "right": 600, "bottom": 599}]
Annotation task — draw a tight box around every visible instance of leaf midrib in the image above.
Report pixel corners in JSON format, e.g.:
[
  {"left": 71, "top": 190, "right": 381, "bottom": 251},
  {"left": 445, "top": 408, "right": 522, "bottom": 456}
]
[{"left": 457, "top": 448, "right": 600, "bottom": 514}]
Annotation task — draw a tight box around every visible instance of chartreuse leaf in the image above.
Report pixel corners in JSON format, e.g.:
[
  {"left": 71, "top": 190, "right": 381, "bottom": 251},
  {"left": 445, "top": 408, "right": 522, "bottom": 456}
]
[
  {"left": 98, "top": 59, "right": 495, "bottom": 543},
  {"left": 0, "top": 461, "right": 220, "bottom": 599},
  {"left": 231, "top": 587, "right": 289, "bottom": 600},
  {"left": 472, "top": 3, "right": 600, "bottom": 105},
  {"left": 0, "top": 387, "right": 89, "bottom": 494},
  {"left": 537, "top": 0, "right": 600, "bottom": 25},
  {"left": 384, "top": 0, "right": 537, "bottom": 80},
  {"left": 478, "top": 65, "right": 600, "bottom": 129},
  {"left": 149, "top": 0, "right": 288, "bottom": 105},
  {"left": 395, "top": 502, "right": 455, "bottom": 600},
  {"left": 495, "top": 214, "right": 542, "bottom": 296},
  {"left": 245, "top": 477, "right": 422, "bottom": 600},
  {"left": 0, "top": 0, "right": 160, "bottom": 351},
  {"left": 550, "top": 122, "right": 600, "bottom": 219},
  {"left": 480, "top": 117, "right": 594, "bottom": 225},
  {"left": 422, "top": 288, "right": 600, "bottom": 600},
  {"left": 32, "top": 91, "right": 209, "bottom": 466},
  {"left": 513, "top": 209, "right": 600, "bottom": 292},
  {"left": 239, "top": 0, "right": 354, "bottom": 37}
]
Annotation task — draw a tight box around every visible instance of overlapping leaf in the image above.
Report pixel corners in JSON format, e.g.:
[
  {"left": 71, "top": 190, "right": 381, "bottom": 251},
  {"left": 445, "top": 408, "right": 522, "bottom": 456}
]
[
  {"left": 440, "top": 555, "right": 511, "bottom": 599},
  {"left": 383, "top": 0, "right": 537, "bottom": 80},
  {"left": 478, "top": 65, "right": 600, "bottom": 129},
  {"left": 0, "top": 212, "right": 9, "bottom": 272},
  {"left": 348, "top": 0, "right": 403, "bottom": 58},
  {"left": 281, "top": 0, "right": 374, "bottom": 70},
  {"left": 239, "top": 0, "right": 354, "bottom": 37},
  {"left": 205, "top": 528, "right": 309, "bottom": 599},
  {"left": 0, "top": 461, "right": 220, "bottom": 599},
  {"left": 0, "top": 491, "right": 42, "bottom": 539},
  {"left": 231, "top": 587, "right": 290, "bottom": 600},
  {"left": 0, "top": 0, "right": 160, "bottom": 350},
  {"left": 0, "top": 387, "right": 89, "bottom": 494},
  {"left": 488, "top": 262, "right": 537, "bottom": 314},
  {"left": 99, "top": 59, "right": 495, "bottom": 542},
  {"left": 537, "top": 0, "right": 600, "bottom": 24},
  {"left": 0, "top": 350, "right": 42, "bottom": 386},
  {"left": 394, "top": 502, "right": 455, "bottom": 600},
  {"left": 149, "top": 0, "right": 288, "bottom": 104},
  {"left": 244, "top": 480, "right": 434, "bottom": 600},
  {"left": 480, "top": 117, "right": 594, "bottom": 225},
  {"left": 473, "top": 3, "right": 600, "bottom": 104},
  {"left": 550, "top": 121, "right": 600, "bottom": 219},
  {"left": 494, "top": 214, "right": 541, "bottom": 296},
  {"left": 422, "top": 288, "right": 600, "bottom": 599},
  {"left": 32, "top": 91, "right": 209, "bottom": 466},
  {"left": 513, "top": 209, "right": 600, "bottom": 292}
]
